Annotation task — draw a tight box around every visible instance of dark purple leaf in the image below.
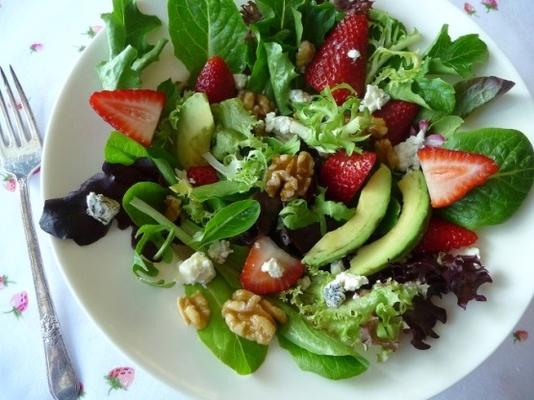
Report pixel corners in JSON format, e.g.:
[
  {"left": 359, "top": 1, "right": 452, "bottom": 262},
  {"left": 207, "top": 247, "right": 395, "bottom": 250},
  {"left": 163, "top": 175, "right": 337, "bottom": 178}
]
[
  {"left": 368, "top": 252, "right": 492, "bottom": 349},
  {"left": 240, "top": 1, "right": 262, "bottom": 25},
  {"left": 330, "top": 0, "right": 374, "bottom": 13},
  {"left": 403, "top": 296, "right": 447, "bottom": 350},
  {"left": 39, "top": 159, "right": 162, "bottom": 245}
]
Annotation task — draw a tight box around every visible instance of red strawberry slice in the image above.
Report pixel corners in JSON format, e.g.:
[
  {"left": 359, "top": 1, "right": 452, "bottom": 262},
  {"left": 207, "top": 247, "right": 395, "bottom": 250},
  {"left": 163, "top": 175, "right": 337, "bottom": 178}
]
[
  {"left": 240, "top": 236, "right": 305, "bottom": 295},
  {"left": 418, "top": 147, "right": 499, "bottom": 208},
  {"left": 194, "top": 56, "right": 237, "bottom": 103},
  {"left": 187, "top": 166, "right": 219, "bottom": 187},
  {"left": 89, "top": 89, "right": 165, "bottom": 146},
  {"left": 320, "top": 151, "right": 377, "bottom": 203},
  {"left": 373, "top": 100, "right": 420, "bottom": 145},
  {"left": 305, "top": 13, "right": 368, "bottom": 104},
  {"left": 416, "top": 217, "right": 478, "bottom": 253}
]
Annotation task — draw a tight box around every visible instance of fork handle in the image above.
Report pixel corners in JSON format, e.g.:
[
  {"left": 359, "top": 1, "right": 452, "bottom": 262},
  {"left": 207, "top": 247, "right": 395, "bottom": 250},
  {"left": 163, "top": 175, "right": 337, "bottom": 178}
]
[{"left": 18, "top": 178, "right": 81, "bottom": 400}]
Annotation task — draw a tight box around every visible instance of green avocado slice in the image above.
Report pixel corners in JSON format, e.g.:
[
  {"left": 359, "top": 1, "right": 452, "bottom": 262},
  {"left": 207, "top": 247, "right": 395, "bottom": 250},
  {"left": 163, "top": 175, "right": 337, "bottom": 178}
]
[
  {"left": 175, "top": 92, "right": 215, "bottom": 168},
  {"left": 303, "top": 164, "right": 392, "bottom": 268},
  {"left": 349, "top": 170, "right": 430, "bottom": 276}
]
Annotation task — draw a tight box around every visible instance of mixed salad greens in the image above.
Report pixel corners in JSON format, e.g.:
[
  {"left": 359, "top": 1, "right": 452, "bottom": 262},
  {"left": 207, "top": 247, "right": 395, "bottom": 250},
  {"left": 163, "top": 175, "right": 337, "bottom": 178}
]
[{"left": 40, "top": 0, "right": 534, "bottom": 380}]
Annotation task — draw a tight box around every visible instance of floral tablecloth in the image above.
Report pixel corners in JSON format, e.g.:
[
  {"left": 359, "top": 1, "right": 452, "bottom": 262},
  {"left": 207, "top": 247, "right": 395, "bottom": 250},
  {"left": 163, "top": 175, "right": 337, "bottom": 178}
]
[{"left": 0, "top": 0, "right": 532, "bottom": 399}]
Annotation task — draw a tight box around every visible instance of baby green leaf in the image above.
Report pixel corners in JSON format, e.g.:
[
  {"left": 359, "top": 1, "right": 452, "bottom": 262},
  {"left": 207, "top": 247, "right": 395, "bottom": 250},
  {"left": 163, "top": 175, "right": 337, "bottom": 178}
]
[
  {"left": 185, "top": 276, "right": 268, "bottom": 375},
  {"left": 122, "top": 182, "right": 169, "bottom": 227},
  {"left": 198, "top": 200, "right": 261, "bottom": 245},
  {"left": 426, "top": 25, "right": 488, "bottom": 78},
  {"left": 104, "top": 131, "right": 148, "bottom": 165},
  {"left": 441, "top": 128, "right": 534, "bottom": 228},
  {"left": 264, "top": 42, "right": 299, "bottom": 115},
  {"left": 168, "top": 0, "right": 248, "bottom": 79},
  {"left": 278, "top": 335, "right": 367, "bottom": 380}
]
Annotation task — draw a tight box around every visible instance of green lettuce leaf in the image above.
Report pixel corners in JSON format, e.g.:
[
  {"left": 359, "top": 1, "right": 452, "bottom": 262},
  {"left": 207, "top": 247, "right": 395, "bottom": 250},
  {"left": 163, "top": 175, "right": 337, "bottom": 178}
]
[
  {"left": 185, "top": 276, "right": 268, "bottom": 375},
  {"left": 168, "top": 0, "right": 248, "bottom": 79},
  {"left": 97, "top": 0, "right": 167, "bottom": 89},
  {"left": 441, "top": 128, "right": 534, "bottom": 228},
  {"left": 104, "top": 131, "right": 148, "bottom": 165},
  {"left": 425, "top": 25, "right": 488, "bottom": 78},
  {"left": 264, "top": 42, "right": 299, "bottom": 115},
  {"left": 278, "top": 335, "right": 367, "bottom": 379}
]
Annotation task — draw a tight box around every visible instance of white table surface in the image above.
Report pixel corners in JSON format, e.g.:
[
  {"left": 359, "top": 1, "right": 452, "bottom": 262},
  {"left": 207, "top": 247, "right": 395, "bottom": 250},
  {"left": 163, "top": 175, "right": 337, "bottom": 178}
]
[{"left": 0, "top": 0, "right": 532, "bottom": 399}]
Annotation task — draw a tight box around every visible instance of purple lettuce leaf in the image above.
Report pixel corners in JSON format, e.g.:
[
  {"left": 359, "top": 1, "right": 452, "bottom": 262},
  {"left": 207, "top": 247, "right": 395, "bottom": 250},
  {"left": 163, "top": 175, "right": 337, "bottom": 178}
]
[
  {"left": 368, "top": 252, "right": 492, "bottom": 349},
  {"left": 39, "top": 159, "right": 162, "bottom": 245}
]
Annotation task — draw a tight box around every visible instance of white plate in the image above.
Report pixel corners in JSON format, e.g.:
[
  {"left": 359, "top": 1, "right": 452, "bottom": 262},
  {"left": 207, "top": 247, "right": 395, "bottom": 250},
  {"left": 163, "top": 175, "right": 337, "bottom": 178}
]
[{"left": 41, "top": 0, "right": 534, "bottom": 399}]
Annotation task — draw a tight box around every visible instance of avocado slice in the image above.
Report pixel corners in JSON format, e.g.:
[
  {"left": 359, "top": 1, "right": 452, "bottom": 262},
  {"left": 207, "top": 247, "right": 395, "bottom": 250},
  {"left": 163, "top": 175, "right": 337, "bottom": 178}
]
[
  {"left": 175, "top": 92, "right": 214, "bottom": 168},
  {"left": 303, "top": 164, "right": 392, "bottom": 268},
  {"left": 349, "top": 170, "right": 430, "bottom": 276}
]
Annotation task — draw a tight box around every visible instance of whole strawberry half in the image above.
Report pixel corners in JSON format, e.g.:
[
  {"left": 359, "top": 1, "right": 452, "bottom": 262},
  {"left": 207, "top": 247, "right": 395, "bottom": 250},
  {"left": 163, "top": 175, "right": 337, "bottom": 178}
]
[
  {"left": 373, "top": 100, "right": 420, "bottom": 145},
  {"left": 416, "top": 217, "right": 478, "bottom": 253},
  {"left": 187, "top": 165, "right": 219, "bottom": 187},
  {"left": 418, "top": 147, "right": 499, "bottom": 208},
  {"left": 194, "top": 56, "right": 237, "bottom": 103},
  {"left": 240, "top": 236, "right": 305, "bottom": 295},
  {"left": 89, "top": 89, "right": 165, "bottom": 146},
  {"left": 320, "top": 151, "right": 377, "bottom": 204},
  {"left": 305, "top": 13, "right": 368, "bottom": 104}
]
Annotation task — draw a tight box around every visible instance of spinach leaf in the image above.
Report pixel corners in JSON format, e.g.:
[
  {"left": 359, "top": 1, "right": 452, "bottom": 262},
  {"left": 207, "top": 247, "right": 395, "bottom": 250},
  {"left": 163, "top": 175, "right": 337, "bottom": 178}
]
[
  {"left": 104, "top": 131, "right": 148, "bottom": 165},
  {"left": 301, "top": 1, "right": 342, "bottom": 46},
  {"left": 254, "top": 0, "right": 305, "bottom": 50},
  {"left": 454, "top": 76, "right": 515, "bottom": 118},
  {"left": 198, "top": 200, "right": 261, "bottom": 245},
  {"left": 146, "top": 147, "right": 178, "bottom": 185},
  {"left": 426, "top": 25, "right": 488, "bottom": 78},
  {"left": 167, "top": 0, "right": 248, "bottom": 79},
  {"left": 185, "top": 276, "right": 268, "bottom": 375},
  {"left": 264, "top": 42, "right": 299, "bottom": 115},
  {"left": 278, "top": 335, "right": 367, "bottom": 380},
  {"left": 248, "top": 32, "right": 270, "bottom": 93},
  {"left": 430, "top": 115, "right": 464, "bottom": 137},
  {"left": 191, "top": 181, "right": 251, "bottom": 202},
  {"left": 414, "top": 77, "right": 456, "bottom": 114},
  {"left": 122, "top": 182, "right": 169, "bottom": 227},
  {"left": 98, "top": 0, "right": 167, "bottom": 89},
  {"left": 276, "top": 301, "right": 362, "bottom": 357},
  {"left": 441, "top": 128, "right": 534, "bottom": 228}
]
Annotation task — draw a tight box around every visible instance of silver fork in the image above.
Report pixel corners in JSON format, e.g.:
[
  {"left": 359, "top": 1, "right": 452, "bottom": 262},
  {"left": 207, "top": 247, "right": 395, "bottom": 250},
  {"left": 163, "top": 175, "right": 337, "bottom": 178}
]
[{"left": 0, "top": 66, "right": 80, "bottom": 400}]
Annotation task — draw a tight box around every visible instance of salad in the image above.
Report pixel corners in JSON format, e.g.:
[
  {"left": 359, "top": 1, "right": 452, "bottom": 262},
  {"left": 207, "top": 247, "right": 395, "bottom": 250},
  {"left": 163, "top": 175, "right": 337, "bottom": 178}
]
[{"left": 40, "top": 0, "right": 534, "bottom": 380}]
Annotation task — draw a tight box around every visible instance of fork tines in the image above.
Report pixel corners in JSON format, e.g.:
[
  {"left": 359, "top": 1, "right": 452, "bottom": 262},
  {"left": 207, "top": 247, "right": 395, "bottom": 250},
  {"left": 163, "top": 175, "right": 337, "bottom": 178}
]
[{"left": 0, "top": 66, "right": 40, "bottom": 149}]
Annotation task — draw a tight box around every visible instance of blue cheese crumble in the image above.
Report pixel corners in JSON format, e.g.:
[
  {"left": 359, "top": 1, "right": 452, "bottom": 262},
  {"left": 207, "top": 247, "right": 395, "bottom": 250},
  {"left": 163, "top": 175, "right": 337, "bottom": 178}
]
[
  {"left": 347, "top": 48, "right": 361, "bottom": 61},
  {"left": 85, "top": 192, "right": 120, "bottom": 225},
  {"left": 289, "top": 89, "right": 312, "bottom": 103},
  {"left": 207, "top": 240, "right": 233, "bottom": 264},
  {"left": 395, "top": 128, "right": 426, "bottom": 172},
  {"left": 323, "top": 281, "right": 346, "bottom": 308},
  {"left": 261, "top": 257, "right": 285, "bottom": 278},
  {"left": 359, "top": 84, "right": 390, "bottom": 113},
  {"left": 178, "top": 252, "right": 216, "bottom": 285},
  {"left": 233, "top": 74, "right": 249, "bottom": 91}
]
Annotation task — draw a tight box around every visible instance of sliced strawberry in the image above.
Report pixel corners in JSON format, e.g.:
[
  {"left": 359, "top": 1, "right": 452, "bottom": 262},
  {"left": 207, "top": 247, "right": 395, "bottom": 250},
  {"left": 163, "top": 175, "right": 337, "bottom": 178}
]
[
  {"left": 416, "top": 217, "right": 478, "bottom": 253},
  {"left": 320, "top": 151, "right": 377, "bottom": 204},
  {"left": 373, "top": 100, "right": 420, "bottom": 145},
  {"left": 418, "top": 147, "right": 499, "bottom": 208},
  {"left": 89, "top": 89, "right": 165, "bottom": 146},
  {"left": 187, "top": 166, "right": 219, "bottom": 187},
  {"left": 240, "top": 236, "right": 305, "bottom": 295},
  {"left": 305, "top": 13, "right": 368, "bottom": 104},
  {"left": 194, "top": 56, "right": 237, "bottom": 103}
]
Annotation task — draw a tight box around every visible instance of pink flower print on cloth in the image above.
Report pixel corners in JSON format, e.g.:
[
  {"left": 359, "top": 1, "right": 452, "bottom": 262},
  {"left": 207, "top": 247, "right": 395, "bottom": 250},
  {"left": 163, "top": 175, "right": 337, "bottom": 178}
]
[
  {"left": 2, "top": 173, "right": 17, "bottom": 192},
  {"left": 0, "top": 274, "right": 15, "bottom": 289},
  {"left": 4, "top": 291, "right": 29, "bottom": 318},
  {"left": 513, "top": 330, "right": 528, "bottom": 343},
  {"left": 105, "top": 367, "right": 135, "bottom": 394},
  {"left": 464, "top": 2, "right": 477, "bottom": 15},
  {"left": 29, "top": 43, "right": 44, "bottom": 53},
  {"left": 481, "top": 0, "right": 498, "bottom": 12}
]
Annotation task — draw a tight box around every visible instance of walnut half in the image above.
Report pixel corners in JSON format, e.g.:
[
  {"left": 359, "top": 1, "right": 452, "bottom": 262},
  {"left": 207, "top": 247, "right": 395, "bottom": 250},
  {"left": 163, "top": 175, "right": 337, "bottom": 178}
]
[
  {"left": 265, "top": 151, "right": 315, "bottom": 202},
  {"left": 177, "top": 292, "right": 210, "bottom": 330},
  {"left": 222, "top": 289, "right": 286, "bottom": 345}
]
